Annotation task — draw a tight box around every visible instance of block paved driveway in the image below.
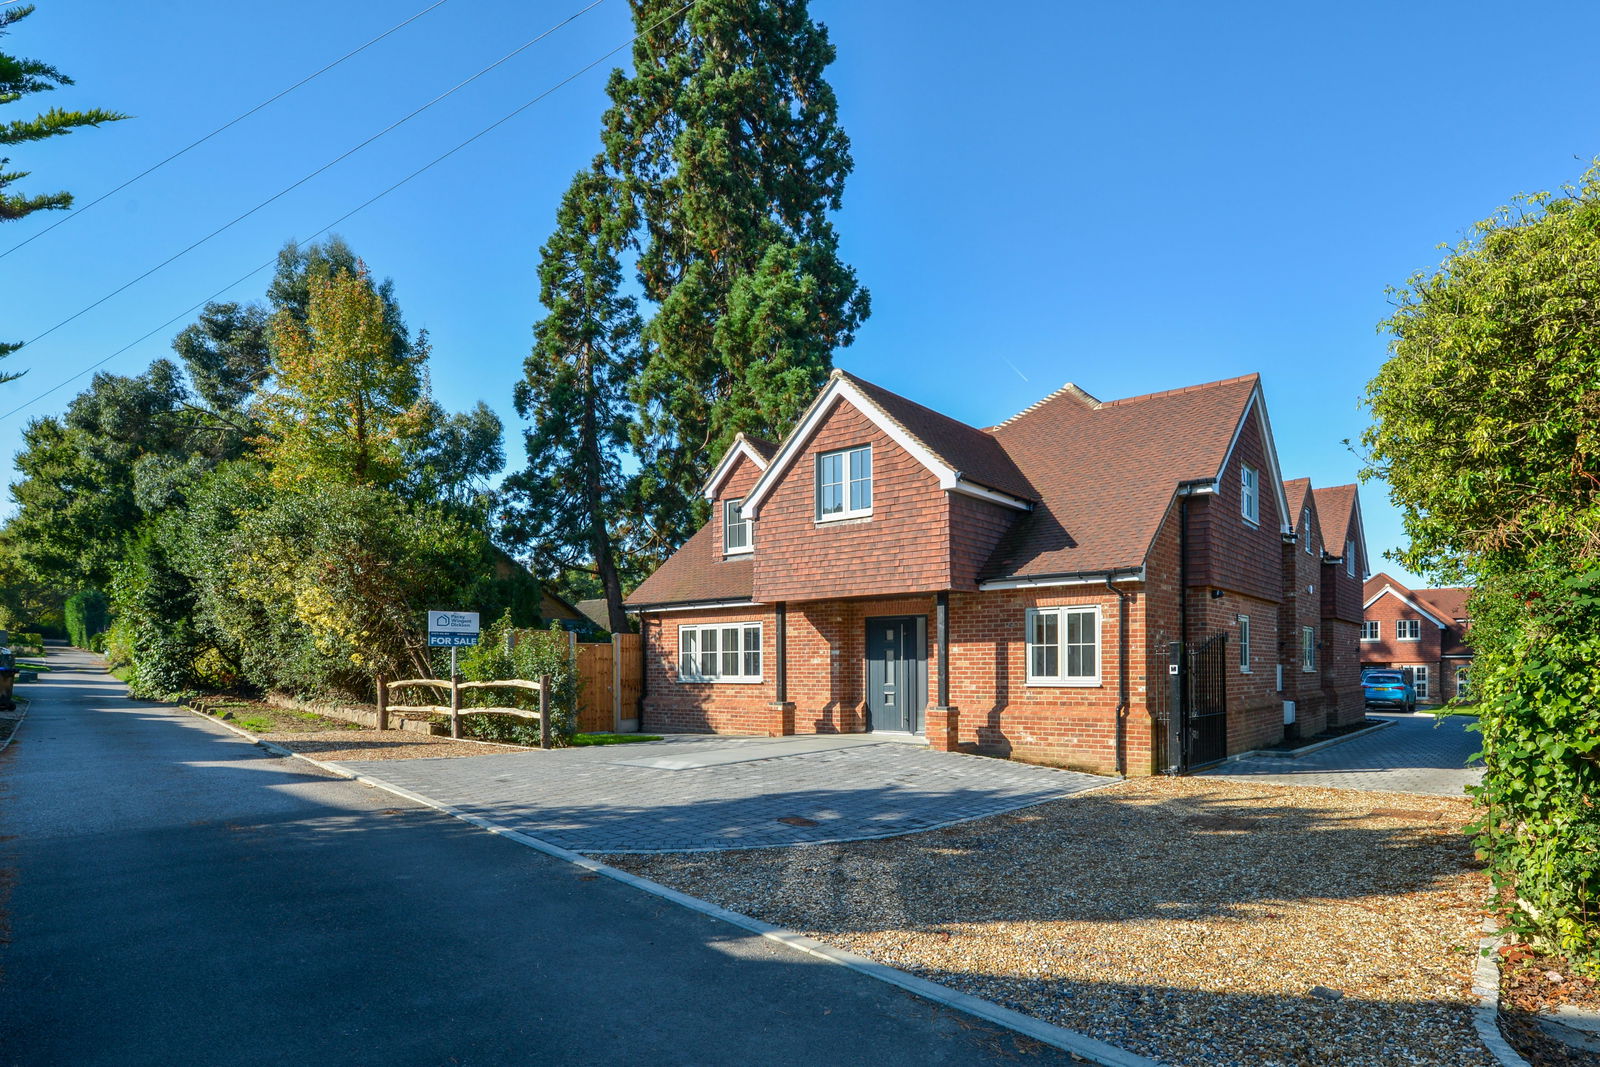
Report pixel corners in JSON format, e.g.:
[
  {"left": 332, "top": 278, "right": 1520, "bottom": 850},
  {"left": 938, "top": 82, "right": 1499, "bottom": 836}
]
[
  {"left": 332, "top": 734, "right": 1111, "bottom": 853},
  {"left": 1203, "top": 713, "right": 1484, "bottom": 797}
]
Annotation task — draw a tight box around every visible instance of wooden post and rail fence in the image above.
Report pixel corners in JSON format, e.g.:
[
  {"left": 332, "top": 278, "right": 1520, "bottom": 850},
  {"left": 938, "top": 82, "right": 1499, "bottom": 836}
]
[{"left": 374, "top": 630, "right": 644, "bottom": 744}]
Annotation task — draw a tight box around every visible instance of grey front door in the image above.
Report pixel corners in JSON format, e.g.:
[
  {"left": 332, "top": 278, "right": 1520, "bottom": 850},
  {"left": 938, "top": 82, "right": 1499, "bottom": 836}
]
[{"left": 865, "top": 616, "right": 925, "bottom": 734}]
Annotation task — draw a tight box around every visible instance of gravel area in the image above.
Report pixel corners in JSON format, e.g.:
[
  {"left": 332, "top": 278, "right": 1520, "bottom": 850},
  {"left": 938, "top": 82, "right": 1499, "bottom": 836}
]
[
  {"left": 607, "top": 777, "right": 1495, "bottom": 1067},
  {"left": 261, "top": 731, "right": 526, "bottom": 761}
]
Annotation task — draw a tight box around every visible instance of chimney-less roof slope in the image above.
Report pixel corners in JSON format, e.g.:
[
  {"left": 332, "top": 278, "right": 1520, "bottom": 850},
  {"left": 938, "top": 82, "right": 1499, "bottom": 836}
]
[
  {"left": 838, "top": 371, "right": 1037, "bottom": 502},
  {"left": 624, "top": 521, "right": 753, "bottom": 608},
  {"left": 982, "top": 374, "right": 1260, "bottom": 579}
]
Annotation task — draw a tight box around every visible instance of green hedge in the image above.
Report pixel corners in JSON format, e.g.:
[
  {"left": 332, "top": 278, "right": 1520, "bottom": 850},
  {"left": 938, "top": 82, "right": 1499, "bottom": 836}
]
[{"left": 64, "top": 589, "right": 109, "bottom": 649}]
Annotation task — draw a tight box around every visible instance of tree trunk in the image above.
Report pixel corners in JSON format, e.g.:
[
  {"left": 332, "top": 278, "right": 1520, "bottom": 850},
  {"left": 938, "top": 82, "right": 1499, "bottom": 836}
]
[{"left": 578, "top": 344, "right": 631, "bottom": 634}]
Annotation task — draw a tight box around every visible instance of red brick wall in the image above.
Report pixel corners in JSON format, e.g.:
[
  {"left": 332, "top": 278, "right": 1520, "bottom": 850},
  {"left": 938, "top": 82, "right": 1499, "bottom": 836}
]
[
  {"left": 1184, "top": 407, "right": 1285, "bottom": 603},
  {"left": 1186, "top": 590, "right": 1285, "bottom": 754},
  {"left": 945, "top": 585, "right": 1153, "bottom": 776},
  {"left": 640, "top": 606, "right": 781, "bottom": 735},
  {"left": 1321, "top": 618, "right": 1364, "bottom": 724},
  {"left": 753, "top": 401, "right": 955, "bottom": 602},
  {"left": 1280, "top": 523, "right": 1330, "bottom": 736}
]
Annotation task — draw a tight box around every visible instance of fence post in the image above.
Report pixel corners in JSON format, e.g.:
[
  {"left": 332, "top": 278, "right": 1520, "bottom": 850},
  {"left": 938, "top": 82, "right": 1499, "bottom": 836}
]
[
  {"left": 450, "top": 674, "right": 462, "bottom": 739},
  {"left": 539, "top": 674, "right": 551, "bottom": 750},
  {"left": 611, "top": 632, "right": 623, "bottom": 732},
  {"left": 377, "top": 676, "right": 388, "bottom": 731}
]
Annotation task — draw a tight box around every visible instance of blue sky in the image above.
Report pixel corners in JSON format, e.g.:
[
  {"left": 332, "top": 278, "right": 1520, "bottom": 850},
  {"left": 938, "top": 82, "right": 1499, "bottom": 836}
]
[{"left": 5, "top": 1, "right": 1599, "bottom": 588}]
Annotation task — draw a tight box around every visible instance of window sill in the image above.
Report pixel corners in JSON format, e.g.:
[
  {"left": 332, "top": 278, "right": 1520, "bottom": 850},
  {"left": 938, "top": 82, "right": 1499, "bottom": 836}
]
[
  {"left": 722, "top": 546, "right": 753, "bottom": 557},
  {"left": 1242, "top": 517, "right": 1260, "bottom": 529},
  {"left": 675, "top": 677, "right": 766, "bottom": 685},
  {"left": 815, "top": 511, "right": 872, "bottom": 526},
  {"left": 1025, "top": 679, "right": 1103, "bottom": 688},
  {"left": 1239, "top": 667, "right": 1253, "bottom": 674}
]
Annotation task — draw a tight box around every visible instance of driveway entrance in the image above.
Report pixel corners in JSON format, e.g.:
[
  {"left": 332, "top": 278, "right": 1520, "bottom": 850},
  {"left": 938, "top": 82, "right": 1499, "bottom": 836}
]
[
  {"left": 1202, "top": 713, "right": 1483, "bottom": 797},
  {"left": 333, "top": 733, "right": 1108, "bottom": 853}
]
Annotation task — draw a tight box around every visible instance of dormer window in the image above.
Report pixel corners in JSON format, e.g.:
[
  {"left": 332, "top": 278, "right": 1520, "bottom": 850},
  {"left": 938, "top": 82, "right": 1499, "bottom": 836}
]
[
  {"left": 724, "top": 499, "right": 751, "bottom": 554},
  {"left": 1345, "top": 539, "right": 1356, "bottom": 578},
  {"left": 1241, "top": 465, "right": 1259, "bottom": 525},
  {"left": 816, "top": 445, "right": 872, "bottom": 521},
  {"left": 1302, "top": 509, "right": 1312, "bottom": 553}
]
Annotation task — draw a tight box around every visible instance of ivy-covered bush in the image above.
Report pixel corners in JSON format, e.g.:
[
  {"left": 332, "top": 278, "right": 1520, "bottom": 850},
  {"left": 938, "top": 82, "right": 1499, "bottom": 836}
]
[
  {"left": 1467, "top": 567, "right": 1600, "bottom": 971},
  {"left": 435, "top": 612, "right": 577, "bottom": 745}
]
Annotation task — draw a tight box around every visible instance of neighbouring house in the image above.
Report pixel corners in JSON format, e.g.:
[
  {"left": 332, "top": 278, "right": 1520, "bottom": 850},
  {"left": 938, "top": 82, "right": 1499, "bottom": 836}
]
[
  {"left": 1278, "top": 479, "right": 1370, "bottom": 738},
  {"left": 1360, "top": 574, "right": 1474, "bottom": 704},
  {"left": 623, "top": 369, "right": 1367, "bottom": 775}
]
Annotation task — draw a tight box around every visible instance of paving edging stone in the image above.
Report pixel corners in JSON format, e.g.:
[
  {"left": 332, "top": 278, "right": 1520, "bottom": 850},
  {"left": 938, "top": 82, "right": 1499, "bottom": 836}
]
[
  {"left": 1473, "top": 919, "right": 1534, "bottom": 1067},
  {"left": 172, "top": 702, "right": 1160, "bottom": 1066}
]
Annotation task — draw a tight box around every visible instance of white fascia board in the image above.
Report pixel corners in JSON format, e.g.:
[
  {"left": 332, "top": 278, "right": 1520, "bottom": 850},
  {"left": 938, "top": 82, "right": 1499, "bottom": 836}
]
[
  {"left": 979, "top": 568, "right": 1146, "bottom": 591},
  {"left": 631, "top": 600, "right": 759, "bottom": 614},
  {"left": 947, "top": 476, "right": 1032, "bottom": 510},
  {"left": 701, "top": 437, "right": 771, "bottom": 501},
  {"left": 1361, "top": 585, "right": 1449, "bottom": 628},
  {"left": 744, "top": 377, "right": 950, "bottom": 518}
]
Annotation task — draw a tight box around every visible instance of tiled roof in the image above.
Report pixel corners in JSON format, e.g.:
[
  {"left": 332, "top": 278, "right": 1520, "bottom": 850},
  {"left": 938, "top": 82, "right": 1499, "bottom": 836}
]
[
  {"left": 981, "top": 375, "right": 1259, "bottom": 579},
  {"left": 627, "top": 371, "right": 1264, "bottom": 605},
  {"left": 1313, "top": 484, "right": 1358, "bottom": 551},
  {"left": 1283, "top": 478, "right": 1312, "bottom": 523},
  {"left": 1417, "top": 586, "right": 1474, "bottom": 656},
  {"left": 623, "top": 522, "right": 754, "bottom": 608},
  {"left": 744, "top": 435, "right": 779, "bottom": 463},
  {"left": 839, "top": 371, "right": 1037, "bottom": 502}
]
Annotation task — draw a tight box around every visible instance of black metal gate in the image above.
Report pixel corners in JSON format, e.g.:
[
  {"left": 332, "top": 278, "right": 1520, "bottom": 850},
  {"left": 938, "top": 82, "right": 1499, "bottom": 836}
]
[{"left": 1184, "top": 632, "right": 1228, "bottom": 769}]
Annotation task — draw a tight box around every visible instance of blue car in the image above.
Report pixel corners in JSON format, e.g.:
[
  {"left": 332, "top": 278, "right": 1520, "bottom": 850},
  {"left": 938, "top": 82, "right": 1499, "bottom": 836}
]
[{"left": 1363, "top": 669, "right": 1417, "bottom": 712}]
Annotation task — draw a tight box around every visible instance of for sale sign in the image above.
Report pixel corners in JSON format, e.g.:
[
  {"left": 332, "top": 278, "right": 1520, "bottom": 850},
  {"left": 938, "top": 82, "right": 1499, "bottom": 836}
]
[{"left": 427, "top": 610, "right": 480, "bottom": 647}]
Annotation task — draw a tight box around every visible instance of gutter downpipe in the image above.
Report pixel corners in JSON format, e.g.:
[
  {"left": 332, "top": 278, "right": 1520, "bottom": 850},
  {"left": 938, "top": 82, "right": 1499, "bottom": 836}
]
[
  {"left": 1174, "top": 479, "right": 1213, "bottom": 774},
  {"left": 1104, "top": 574, "right": 1132, "bottom": 776}
]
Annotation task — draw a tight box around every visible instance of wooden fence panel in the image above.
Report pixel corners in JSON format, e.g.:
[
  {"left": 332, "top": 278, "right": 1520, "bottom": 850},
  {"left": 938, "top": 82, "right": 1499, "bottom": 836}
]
[
  {"left": 615, "top": 632, "right": 642, "bottom": 730},
  {"left": 575, "top": 642, "right": 614, "bottom": 733}
]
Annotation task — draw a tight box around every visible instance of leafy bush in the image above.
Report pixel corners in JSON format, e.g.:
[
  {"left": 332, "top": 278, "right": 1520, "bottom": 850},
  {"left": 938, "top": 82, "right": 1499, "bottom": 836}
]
[
  {"left": 64, "top": 589, "right": 109, "bottom": 648},
  {"left": 1365, "top": 163, "right": 1600, "bottom": 975},
  {"left": 1466, "top": 567, "right": 1600, "bottom": 973},
  {"left": 437, "top": 612, "right": 577, "bottom": 745}
]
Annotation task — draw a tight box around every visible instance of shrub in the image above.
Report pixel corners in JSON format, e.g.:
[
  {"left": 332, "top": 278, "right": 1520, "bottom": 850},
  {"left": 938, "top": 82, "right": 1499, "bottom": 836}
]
[{"left": 437, "top": 612, "right": 578, "bottom": 745}]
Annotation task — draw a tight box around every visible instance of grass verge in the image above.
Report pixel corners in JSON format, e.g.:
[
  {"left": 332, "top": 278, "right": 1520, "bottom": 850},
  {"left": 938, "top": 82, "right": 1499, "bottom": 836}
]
[{"left": 571, "top": 732, "right": 663, "bottom": 747}]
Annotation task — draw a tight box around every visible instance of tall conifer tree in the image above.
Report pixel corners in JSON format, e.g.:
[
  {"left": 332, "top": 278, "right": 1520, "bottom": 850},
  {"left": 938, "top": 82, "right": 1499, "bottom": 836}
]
[
  {"left": 506, "top": 169, "right": 641, "bottom": 632},
  {"left": 604, "top": 0, "right": 869, "bottom": 555}
]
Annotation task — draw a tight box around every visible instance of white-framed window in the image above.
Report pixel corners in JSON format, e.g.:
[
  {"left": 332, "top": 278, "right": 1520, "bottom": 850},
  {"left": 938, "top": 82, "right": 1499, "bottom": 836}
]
[
  {"left": 723, "top": 498, "right": 751, "bottom": 554},
  {"left": 677, "top": 622, "right": 763, "bottom": 683},
  {"left": 1238, "top": 615, "right": 1251, "bottom": 672},
  {"left": 1396, "top": 619, "right": 1421, "bottom": 641},
  {"left": 1345, "top": 539, "right": 1356, "bottom": 578},
  {"left": 1455, "top": 667, "right": 1470, "bottom": 700},
  {"left": 1412, "top": 665, "right": 1430, "bottom": 701},
  {"left": 1025, "top": 605, "right": 1101, "bottom": 686},
  {"left": 816, "top": 445, "right": 872, "bottom": 521},
  {"left": 1302, "top": 509, "right": 1313, "bottom": 554},
  {"left": 1361, "top": 620, "right": 1379, "bottom": 641},
  {"left": 1302, "top": 625, "right": 1316, "bottom": 672},
  {"left": 1241, "top": 465, "right": 1260, "bottom": 525}
]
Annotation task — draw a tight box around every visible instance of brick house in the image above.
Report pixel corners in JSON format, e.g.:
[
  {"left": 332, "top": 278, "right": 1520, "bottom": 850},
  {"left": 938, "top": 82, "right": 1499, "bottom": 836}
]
[
  {"left": 624, "top": 369, "right": 1367, "bottom": 775},
  {"left": 1360, "top": 574, "right": 1474, "bottom": 704}
]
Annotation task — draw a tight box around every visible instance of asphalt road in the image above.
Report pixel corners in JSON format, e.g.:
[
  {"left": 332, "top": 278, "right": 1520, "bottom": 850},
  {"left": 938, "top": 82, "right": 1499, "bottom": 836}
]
[{"left": 0, "top": 648, "right": 1067, "bottom": 1066}]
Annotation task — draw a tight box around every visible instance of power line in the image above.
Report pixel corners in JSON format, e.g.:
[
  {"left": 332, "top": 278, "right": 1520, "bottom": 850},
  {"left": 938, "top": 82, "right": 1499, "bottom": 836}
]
[
  {"left": 0, "top": 0, "right": 457, "bottom": 260},
  {"left": 0, "top": 0, "right": 695, "bottom": 425},
  {"left": 6, "top": 0, "right": 607, "bottom": 355}
]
